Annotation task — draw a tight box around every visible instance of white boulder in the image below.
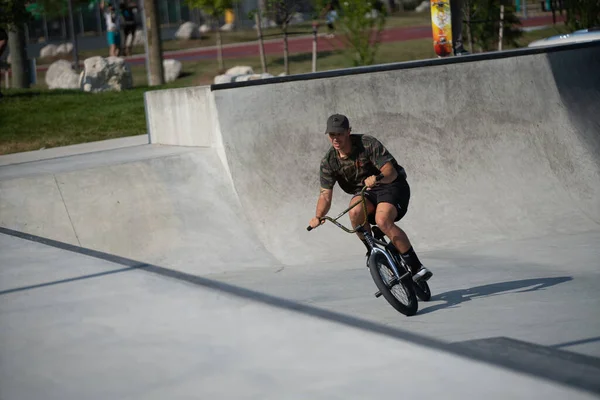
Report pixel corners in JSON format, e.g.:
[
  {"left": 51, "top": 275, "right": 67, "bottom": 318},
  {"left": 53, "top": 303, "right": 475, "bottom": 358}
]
[
  {"left": 234, "top": 73, "right": 274, "bottom": 82},
  {"left": 214, "top": 74, "right": 234, "bottom": 84},
  {"left": 40, "top": 44, "right": 58, "bottom": 58},
  {"left": 79, "top": 56, "right": 133, "bottom": 93},
  {"left": 176, "top": 21, "right": 201, "bottom": 40},
  {"left": 290, "top": 12, "right": 304, "bottom": 25},
  {"left": 415, "top": 1, "right": 430, "bottom": 12},
  {"left": 55, "top": 43, "right": 74, "bottom": 55},
  {"left": 45, "top": 59, "right": 80, "bottom": 89},
  {"left": 163, "top": 59, "right": 182, "bottom": 83},
  {"left": 199, "top": 24, "right": 211, "bottom": 33},
  {"left": 225, "top": 65, "right": 254, "bottom": 76},
  {"left": 220, "top": 23, "right": 234, "bottom": 32}
]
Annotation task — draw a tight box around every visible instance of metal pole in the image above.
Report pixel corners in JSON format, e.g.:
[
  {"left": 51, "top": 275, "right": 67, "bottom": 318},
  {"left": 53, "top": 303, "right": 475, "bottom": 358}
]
[
  {"left": 312, "top": 21, "right": 317, "bottom": 73},
  {"left": 79, "top": 10, "right": 85, "bottom": 37},
  {"left": 62, "top": 16, "right": 67, "bottom": 39},
  {"left": 67, "top": 0, "right": 80, "bottom": 72},
  {"left": 43, "top": 15, "right": 49, "bottom": 42},
  {"left": 96, "top": 2, "right": 103, "bottom": 33},
  {"left": 498, "top": 5, "right": 504, "bottom": 51},
  {"left": 164, "top": 0, "right": 169, "bottom": 25},
  {"left": 175, "top": 0, "right": 182, "bottom": 24},
  {"left": 24, "top": 23, "right": 30, "bottom": 43}
]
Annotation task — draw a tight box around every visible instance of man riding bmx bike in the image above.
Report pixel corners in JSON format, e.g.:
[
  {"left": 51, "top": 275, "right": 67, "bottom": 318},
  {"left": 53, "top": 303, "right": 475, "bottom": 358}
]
[{"left": 308, "top": 114, "right": 432, "bottom": 282}]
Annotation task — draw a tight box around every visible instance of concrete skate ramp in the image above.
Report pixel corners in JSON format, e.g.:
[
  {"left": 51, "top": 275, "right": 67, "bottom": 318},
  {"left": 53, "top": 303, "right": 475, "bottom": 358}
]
[
  {"left": 212, "top": 44, "right": 600, "bottom": 265},
  {"left": 0, "top": 147, "right": 277, "bottom": 275}
]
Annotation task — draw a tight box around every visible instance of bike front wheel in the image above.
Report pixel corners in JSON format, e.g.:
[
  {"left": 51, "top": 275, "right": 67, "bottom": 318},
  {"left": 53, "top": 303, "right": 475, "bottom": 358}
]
[
  {"left": 369, "top": 254, "right": 418, "bottom": 316},
  {"left": 413, "top": 279, "right": 432, "bottom": 302}
]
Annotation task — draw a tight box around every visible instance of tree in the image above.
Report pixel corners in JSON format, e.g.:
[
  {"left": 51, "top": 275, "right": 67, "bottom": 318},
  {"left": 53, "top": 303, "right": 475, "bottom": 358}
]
[
  {"left": 261, "top": 0, "right": 301, "bottom": 75},
  {"left": 1, "top": 0, "right": 33, "bottom": 89},
  {"left": 464, "top": 0, "right": 522, "bottom": 52},
  {"left": 143, "top": 0, "right": 164, "bottom": 85},
  {"left": 186, "top": 0, "right": 236, "bottom": 71},
  {"left": 565, "top": 0, "right": 600, "bottom": 30},
  {"left": 27, "top": 0, "right": 90, "bottom": 18},
  {"left": 314, "top": 0, "right": 388, "bottom": 66}
]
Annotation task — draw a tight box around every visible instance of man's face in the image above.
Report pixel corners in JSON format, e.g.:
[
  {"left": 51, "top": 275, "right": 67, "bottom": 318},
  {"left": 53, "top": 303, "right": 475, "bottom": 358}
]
[{"left": 328, "top": 129, "right": 350, "bottom": 150}]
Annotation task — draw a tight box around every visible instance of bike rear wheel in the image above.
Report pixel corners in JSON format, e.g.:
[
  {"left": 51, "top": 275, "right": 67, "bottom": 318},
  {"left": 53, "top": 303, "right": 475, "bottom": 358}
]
[{"left": 369, "top": 254, "right": 418, "bottom": 316}]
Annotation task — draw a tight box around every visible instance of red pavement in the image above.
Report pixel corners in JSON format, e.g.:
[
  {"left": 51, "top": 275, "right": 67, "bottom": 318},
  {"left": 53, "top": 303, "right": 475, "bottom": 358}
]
[{"left": 37, "top": 14, "right": 564, "bottom": 72}]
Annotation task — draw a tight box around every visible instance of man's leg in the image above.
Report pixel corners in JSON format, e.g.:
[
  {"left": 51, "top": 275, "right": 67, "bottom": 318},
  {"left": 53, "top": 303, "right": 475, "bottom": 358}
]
[
  {"left": 374, "top": 203, "right": 432, "bottom": 280},
  {"left": 348, "top": 195, "right": 376, "bottom": 253},
  {"left": 450, "top": 0, "right": 469, "bottom": 55}
]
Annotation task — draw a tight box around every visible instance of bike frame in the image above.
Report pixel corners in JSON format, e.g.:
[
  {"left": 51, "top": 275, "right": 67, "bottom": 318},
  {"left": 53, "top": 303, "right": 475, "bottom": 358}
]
[{"left": 307, "top": 179, "right": 411, "bottom": 282}]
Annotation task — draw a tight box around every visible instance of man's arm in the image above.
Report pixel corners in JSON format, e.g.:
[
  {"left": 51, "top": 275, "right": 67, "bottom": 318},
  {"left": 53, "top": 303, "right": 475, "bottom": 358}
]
[
  {"left": 315, "top": 188, "right": 333, "bottom": 218},
  {"left": 309, "top": 188, "right": 333, "bottom": 229},
  {"left": 364, "top": 161, "right": 397, "bottom": 188},
  {"left": 378, "top": 162, "right": 398, "bottom": 184}
]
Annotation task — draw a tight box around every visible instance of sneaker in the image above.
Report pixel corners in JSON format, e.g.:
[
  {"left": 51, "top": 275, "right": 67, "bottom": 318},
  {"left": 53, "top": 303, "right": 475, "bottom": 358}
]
[
  {"left": 412, "top": 266, "right": 433, "bottom": 282},
  {"left": 454, "top": 49, "right": 471, "bottom": 56}
]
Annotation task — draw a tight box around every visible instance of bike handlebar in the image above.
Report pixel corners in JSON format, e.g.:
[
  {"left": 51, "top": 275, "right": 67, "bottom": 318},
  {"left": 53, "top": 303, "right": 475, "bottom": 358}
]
[{"left": 306, "top": 174, "right": 384, "bottom": 232}]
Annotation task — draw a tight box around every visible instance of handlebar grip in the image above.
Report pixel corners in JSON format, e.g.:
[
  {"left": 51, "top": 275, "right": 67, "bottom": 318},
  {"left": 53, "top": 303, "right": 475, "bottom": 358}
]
[
  {"left": 307, "top": 226, "right": 313, "bottom": 231},
  {"left": 376, "top": 174, "right": 384, "bottom": 181}
]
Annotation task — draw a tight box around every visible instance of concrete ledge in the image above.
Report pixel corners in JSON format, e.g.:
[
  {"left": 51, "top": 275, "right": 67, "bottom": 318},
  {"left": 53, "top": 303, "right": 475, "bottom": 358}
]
[
  {"left": 210, "top": 40, "right": 600, "bottom": 91},
  {"left": 144, "top": 86, "right": 218, "bottom": 147},
  {"left": 0, "top": 135, "right": 149, "bottom": 168}
]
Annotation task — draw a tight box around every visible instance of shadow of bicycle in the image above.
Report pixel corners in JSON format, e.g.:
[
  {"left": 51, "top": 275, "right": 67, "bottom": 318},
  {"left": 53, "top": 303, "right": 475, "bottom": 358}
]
[{"left": 418, "top": 276, "right": 573, "bottom": 315}]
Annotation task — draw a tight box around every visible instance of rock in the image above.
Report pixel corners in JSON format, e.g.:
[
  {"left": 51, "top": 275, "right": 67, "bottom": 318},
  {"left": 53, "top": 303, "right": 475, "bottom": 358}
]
[
  {"left": 163, "top": 59, "right": 182, "bottom": 83},
  {"left": 365, "top": 10, "right": 379, "bottom": 19},
  {"left": 290, "top": 12, "right": 304, "bottom": 25},
  {"left": 253, "top": 19, "right": 277, "bottom": 29},
  {"left": 55, "top": 43, "right": 74, "bottom": 55},
  {"left": 214, "top": 74, "right": 234, "bottom": 84},
  {"left": 199, "top": 24, "right": 211, "bottom": 34},
  {"left": 225, "top": 65, "right": 254, "bottom": 76},
  {"left": 45, "top": 60, "right": 80, "bottom": 89},
  {"left": 40, "top": 44, "right": 58, "bottom": 58},
  {"left": 175, "top": 21, "right": 201, "bottom": 40},
  {"left": 220, "top": 23, "right": 234, "bottom": 32},
  {"left": 215, "top": 72, "right": 275, "bottom": 84},
  {"left": 233, "top": 74, "right": 260, "bottom": 82},
  {"left": 133, "top": 29, "right": 145, "bottom": 45},
  {"left": 278, "top": 72, "right": 287, "bottom": 77},
  {"left": 79, "top": 56, "right": 133, "bottom": 93},
  {"left": 415, "top": 1, "right": 430, "bottom": 12}
]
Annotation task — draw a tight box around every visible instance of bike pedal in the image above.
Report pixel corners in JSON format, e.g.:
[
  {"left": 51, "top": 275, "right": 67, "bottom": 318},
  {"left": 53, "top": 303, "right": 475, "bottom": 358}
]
[{"left": 375, "top": 290, "right": 382, "bottom": 298}]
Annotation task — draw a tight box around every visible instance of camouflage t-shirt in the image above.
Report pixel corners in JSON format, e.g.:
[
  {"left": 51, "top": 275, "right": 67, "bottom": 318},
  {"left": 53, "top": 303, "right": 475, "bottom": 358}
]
[{"left": 320, "top": 134, "right": 405, "bottom": 195}]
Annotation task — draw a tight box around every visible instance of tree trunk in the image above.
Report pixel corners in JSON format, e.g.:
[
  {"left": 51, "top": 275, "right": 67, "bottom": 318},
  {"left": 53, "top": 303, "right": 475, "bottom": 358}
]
[
  {"left": 255, "top": 13, "right": 268, "bottom": 73},
  {"left": 216, "top": 27, "right": 224, "bottom": 71},
  {"left": 143, "top": 0, "right": 165, "bottom": 86},
  {"left": 7, "top": 25, "right": 30, "bottom": 89},
  {"left": 67, "top": 0, "right": 80, "bottom": 72}
]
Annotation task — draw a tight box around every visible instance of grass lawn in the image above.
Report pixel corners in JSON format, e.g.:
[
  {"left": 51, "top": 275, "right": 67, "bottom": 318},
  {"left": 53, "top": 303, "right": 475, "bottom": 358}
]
[
  {"left": 0, "top": 89, "right": 147, "bottom": 154},
  {"left": 0, "top": 25, "right": 572, "bottom": 155}
]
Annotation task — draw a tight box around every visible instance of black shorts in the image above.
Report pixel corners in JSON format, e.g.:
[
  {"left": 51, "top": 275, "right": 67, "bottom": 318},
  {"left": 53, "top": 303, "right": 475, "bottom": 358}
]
[
  {"left": 363, "top": 178, "right": 410, "bottom": 224},
  {"left": 124, "top": 25, "right": 136, "bottom": 37}
]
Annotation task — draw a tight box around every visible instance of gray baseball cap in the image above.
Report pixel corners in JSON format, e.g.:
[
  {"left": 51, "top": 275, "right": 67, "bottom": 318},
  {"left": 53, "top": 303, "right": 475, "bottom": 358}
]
[{"left": 325, "top": 114, "right": 350, "bottom": 134}]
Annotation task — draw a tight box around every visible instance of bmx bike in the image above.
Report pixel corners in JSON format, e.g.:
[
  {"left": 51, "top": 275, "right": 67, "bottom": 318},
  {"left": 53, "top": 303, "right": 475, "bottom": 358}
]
[{"left": 307, "top": 175, "right": 431, "bottom": 316}]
